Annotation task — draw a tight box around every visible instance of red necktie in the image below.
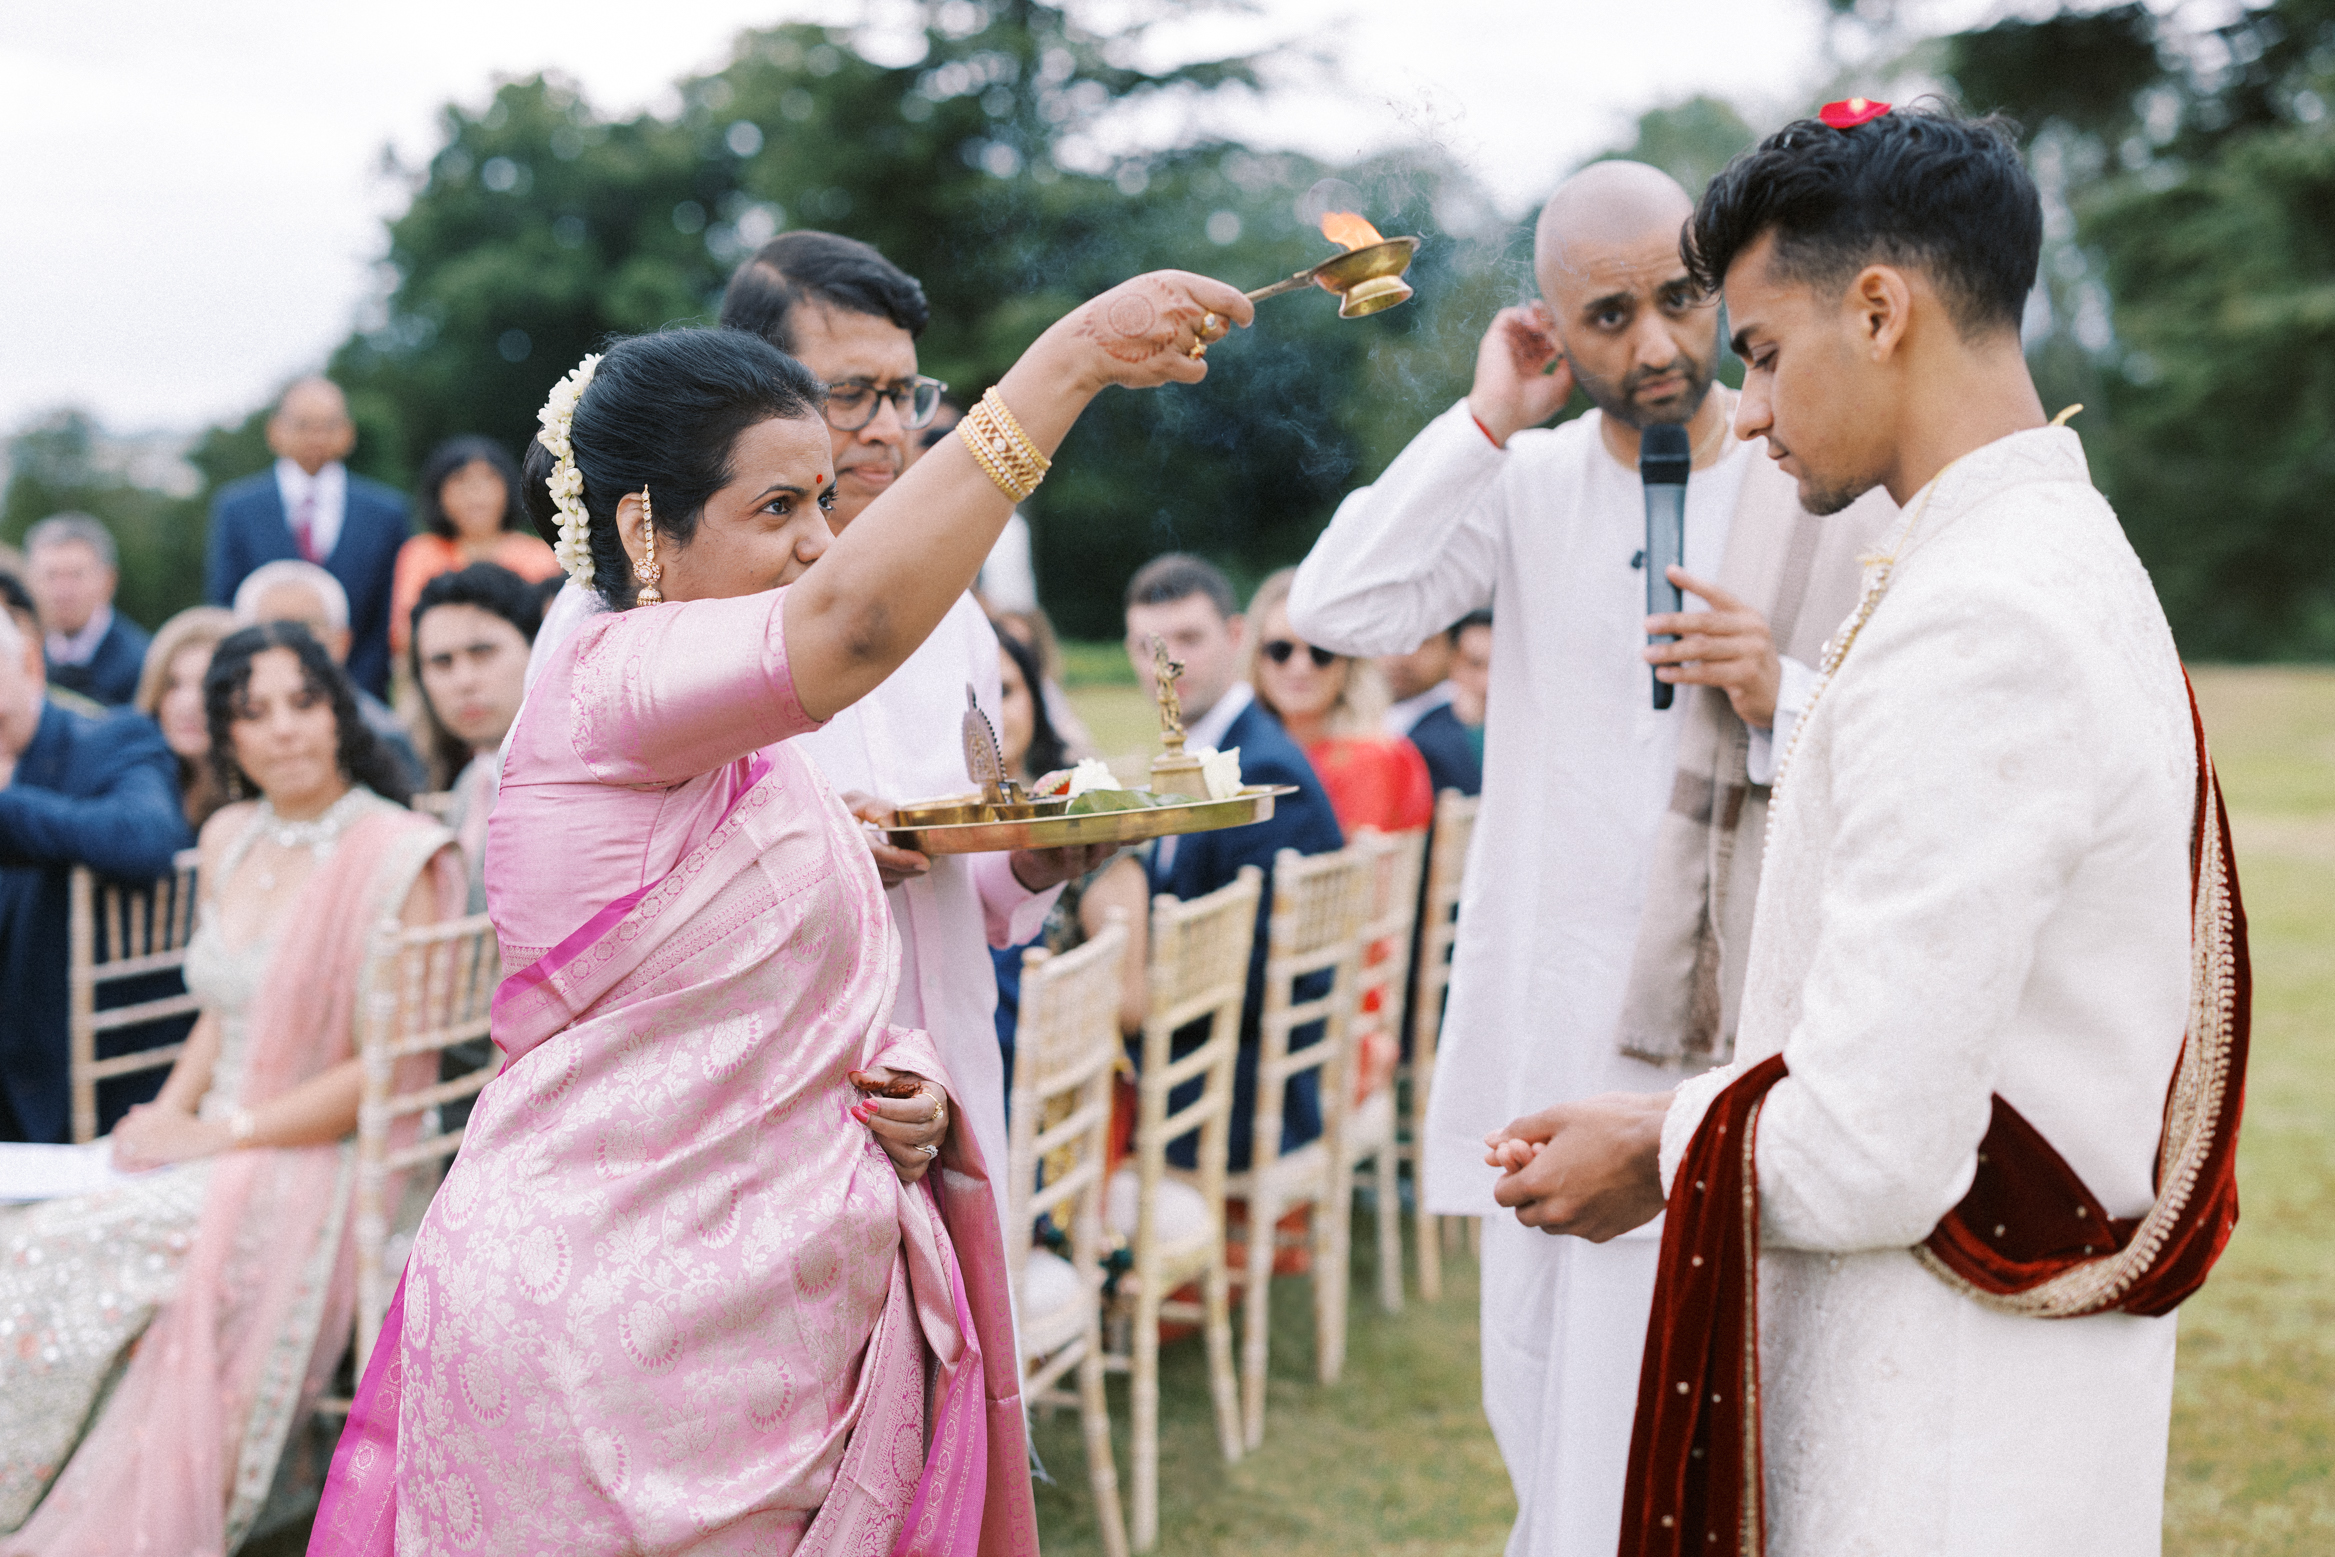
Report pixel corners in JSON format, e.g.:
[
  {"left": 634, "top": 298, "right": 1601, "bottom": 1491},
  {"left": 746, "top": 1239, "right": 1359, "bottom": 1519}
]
[{"left": 292, "top": 491, "right": 320, "bottom": 563}]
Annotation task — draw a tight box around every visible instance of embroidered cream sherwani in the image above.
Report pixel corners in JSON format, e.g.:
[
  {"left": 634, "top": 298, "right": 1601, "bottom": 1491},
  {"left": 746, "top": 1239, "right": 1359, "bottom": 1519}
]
[{"left": 1661, "top": 427, "right": 2193, "bottom": 1554}]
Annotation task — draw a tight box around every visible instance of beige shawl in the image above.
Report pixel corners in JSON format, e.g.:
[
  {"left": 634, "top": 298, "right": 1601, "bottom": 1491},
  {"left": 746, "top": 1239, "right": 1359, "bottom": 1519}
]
[{"left": 1615, "top": 457, "right": 1893, "bottom": 1070}]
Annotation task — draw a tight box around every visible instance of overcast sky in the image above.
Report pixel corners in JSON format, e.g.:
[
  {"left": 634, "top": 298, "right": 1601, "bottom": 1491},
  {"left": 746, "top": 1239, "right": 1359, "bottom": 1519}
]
[{"left": 2, "top": 0, "right": 2009, "bottom": 435}]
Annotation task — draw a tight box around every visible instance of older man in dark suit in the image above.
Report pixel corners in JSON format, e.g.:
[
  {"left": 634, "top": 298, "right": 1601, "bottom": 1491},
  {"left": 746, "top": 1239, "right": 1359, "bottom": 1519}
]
[
  {"left": 1124, "top": 554, "right": 1344, "bottom": 1170},
  {"left": 0, "top": 574, "right": 189, "bottom": 1143},
  {"left": 24, "top": 514, "right": 150, "bottom": 708},
  {"left": 205, "top": 376, "right": 407, "bottom": 698}
]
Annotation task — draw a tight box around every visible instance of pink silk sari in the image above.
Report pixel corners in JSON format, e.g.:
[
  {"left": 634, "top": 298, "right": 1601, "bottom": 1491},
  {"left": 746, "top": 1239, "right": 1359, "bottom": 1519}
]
[
  {"left": 311, "top": 589, "right": 1037, "bottom": 1557},
  {"left": 5, "top": 803, "right": 459, "bottom": 1557}
]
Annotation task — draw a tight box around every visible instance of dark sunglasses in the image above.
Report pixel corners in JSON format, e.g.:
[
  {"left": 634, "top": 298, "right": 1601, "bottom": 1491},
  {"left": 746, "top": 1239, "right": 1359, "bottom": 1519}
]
[{"left": 1260, "top": 639, "right": 1338, "bottom": 668}]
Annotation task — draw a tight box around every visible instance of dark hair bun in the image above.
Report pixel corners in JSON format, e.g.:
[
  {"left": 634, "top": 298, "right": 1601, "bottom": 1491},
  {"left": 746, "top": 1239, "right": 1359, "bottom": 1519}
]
[{"left": 520, "top": 329, "right": 826, "bottom": 609}]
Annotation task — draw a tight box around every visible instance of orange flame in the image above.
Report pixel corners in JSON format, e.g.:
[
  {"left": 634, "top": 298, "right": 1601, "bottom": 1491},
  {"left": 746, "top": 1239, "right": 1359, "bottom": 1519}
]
[{"left": 1320, "top": 210, "right": 1384, "bottom": 251}]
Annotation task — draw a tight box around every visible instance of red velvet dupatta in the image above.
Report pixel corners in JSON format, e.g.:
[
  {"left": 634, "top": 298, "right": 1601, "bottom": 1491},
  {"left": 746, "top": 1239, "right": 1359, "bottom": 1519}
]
[{"left": 1619, "top": 675, "right": 2249, "bottom": 1557}]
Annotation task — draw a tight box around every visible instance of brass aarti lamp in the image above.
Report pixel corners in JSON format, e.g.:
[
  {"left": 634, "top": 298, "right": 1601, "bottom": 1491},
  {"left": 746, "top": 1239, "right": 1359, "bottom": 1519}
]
[{"left": 1245, "top": 211, "right": 1421, "bottom": 319}]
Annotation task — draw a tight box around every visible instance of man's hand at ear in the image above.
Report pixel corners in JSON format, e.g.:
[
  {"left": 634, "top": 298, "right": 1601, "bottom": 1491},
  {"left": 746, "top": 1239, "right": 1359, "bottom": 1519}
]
[{"left": 1484, "top": 1091, "right": 1673, "bottom": 1242}]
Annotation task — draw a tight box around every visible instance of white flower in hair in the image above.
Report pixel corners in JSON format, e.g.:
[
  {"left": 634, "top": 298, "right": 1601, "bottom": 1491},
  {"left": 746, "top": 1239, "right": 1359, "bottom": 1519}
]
[{"left": 536, "top": 353, "right": 604, "bottom": 589}]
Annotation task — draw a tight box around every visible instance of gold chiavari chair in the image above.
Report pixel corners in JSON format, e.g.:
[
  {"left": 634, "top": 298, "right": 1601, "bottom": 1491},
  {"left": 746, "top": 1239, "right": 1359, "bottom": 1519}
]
[
  {"left": 1227, "top": 844, "right": 1371, "bottom": 1450},
  {"left": 1008, "top": 919, "right": 1131, "bottom": 1557},
  {"left": 66, "top": 849, "right": 204, "bottom": 1144},
  {"left": 1105, "top": 867, "right": 1259, "bottom": 1550},
  {"left": 1343, "top": 827, "right": 1427, "bottom": 1314},
  {"left": 348, "top": 910, "right": 502, "bottom": 1378},
  {"left": 1405, "top": 790, "right": 1480, "bottom": 1299}
]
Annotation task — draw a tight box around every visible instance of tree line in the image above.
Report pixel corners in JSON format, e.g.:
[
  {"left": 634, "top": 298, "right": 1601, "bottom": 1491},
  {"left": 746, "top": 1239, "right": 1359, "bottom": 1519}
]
[{"left": 8, "top": 0, "right": 2331, "bottom": 655}]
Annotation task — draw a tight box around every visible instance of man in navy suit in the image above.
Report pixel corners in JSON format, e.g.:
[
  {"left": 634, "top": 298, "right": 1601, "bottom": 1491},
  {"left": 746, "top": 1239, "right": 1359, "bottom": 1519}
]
[
  {"left": 206, "top": 377, "right": 408, "bottom": 699},
  {"left": 0, "top": 575, "right": 189, "bottom": 1143},
  {"left": 1377, "top": 624, "right": 1484, "bottom": 798},
  {"left": 1125, "top": 554, "right": 1344, "bottom": 1170},
  {"left": 24, "top": 514, "right": 150, "bottom": 707}
]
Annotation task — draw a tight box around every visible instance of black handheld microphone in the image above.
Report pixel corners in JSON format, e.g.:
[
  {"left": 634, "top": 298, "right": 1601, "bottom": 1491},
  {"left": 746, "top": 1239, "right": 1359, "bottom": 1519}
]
[{"left": 1640, "top": 422, "right": 1690, "bottom": 710}]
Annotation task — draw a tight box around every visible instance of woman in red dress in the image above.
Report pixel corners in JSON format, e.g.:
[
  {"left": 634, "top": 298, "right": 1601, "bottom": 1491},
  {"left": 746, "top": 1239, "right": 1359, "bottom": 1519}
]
[
  {"left": 1245, "top": 568, "right": 1432, "bottom": 837},
  {"left": 1245, "top": 568, "right": 1431, "bottom": 1102}
]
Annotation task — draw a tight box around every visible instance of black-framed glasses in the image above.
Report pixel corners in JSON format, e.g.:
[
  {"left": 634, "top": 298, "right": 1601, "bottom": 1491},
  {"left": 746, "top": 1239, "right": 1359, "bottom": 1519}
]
[
  {"left": 1260, "top": 639, "right": 1338, "bottom": 668},
  {"left": 821, "top": 375, "right": 949, "bottom": 432}
]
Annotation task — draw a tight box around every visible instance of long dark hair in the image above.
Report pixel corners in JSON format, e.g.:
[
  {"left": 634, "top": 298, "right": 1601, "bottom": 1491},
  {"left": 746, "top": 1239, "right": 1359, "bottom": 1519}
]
[
  {"left": 408, "top": 562, "right": 544, "bottom": 788},
  {"left": 205, "top": 623, "right": 415, "bottom": 807},
  {"left": 416, "top": 436, "right": 526, "bottom": 540},
  {"left": 997, "top": 625, "right": 1067, "bottom": 782},
  {"left": 520, "top": 329, "right": 826, "bottom": 610}
]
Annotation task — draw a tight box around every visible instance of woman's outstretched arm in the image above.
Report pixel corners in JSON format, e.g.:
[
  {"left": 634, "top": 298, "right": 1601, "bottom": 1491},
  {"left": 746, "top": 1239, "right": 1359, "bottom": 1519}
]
[{"left": 783, "top": 270, "right": 1252, "bottom": 721}]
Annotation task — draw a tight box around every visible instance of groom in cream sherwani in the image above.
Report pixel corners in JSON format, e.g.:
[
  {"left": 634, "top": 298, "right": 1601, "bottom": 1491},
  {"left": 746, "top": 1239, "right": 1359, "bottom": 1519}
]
[{"left": 1488, "top": 102, "right": 2243, "bottom": 1555}]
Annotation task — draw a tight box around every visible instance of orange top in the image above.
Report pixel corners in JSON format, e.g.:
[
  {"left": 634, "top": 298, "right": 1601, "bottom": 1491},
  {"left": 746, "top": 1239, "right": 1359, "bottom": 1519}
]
[
  {"left": 391, "top": 531, "right": 563, "bottom": 654},
  {"left": 1305, "top": 732, "right": 1433, "bottom": 1104},
  {"left": 1304, "top": 733, "right": 1435, "bottom": 838}
]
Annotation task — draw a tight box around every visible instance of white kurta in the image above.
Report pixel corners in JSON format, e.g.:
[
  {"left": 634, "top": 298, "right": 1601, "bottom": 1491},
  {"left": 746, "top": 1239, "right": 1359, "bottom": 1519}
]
[
  {"left": 1661, "top": 427, "right": 2191, "bottom": 1554},
  {"left": 1290, "top": 401, "right": 1799, "bottom": 1557},
  {"left": 794, "top": 591, "right": 1059, "bottom": 1248}
]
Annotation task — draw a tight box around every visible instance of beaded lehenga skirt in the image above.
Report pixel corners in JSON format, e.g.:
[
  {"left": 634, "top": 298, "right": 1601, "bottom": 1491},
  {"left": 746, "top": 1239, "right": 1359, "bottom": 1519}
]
[{"left": 0, "top": 917, "right": 351, "bottom": 1541}]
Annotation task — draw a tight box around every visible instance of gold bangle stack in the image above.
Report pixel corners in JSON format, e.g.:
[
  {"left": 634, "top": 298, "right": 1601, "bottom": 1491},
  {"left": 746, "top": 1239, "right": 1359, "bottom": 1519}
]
[{"left": 957, "top": 387, "right": 1051, "bottom": 503}]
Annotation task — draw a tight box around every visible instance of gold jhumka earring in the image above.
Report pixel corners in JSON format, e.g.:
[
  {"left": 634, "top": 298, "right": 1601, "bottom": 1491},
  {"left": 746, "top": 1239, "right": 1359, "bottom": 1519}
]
[{"left": 633, "top": 489, "right": 664, "bottom": 605}]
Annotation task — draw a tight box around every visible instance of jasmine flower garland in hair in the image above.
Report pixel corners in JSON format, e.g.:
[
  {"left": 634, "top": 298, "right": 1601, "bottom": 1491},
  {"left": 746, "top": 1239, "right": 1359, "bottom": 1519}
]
[{"left": 536, "top": 353, "right": 603, "bottom": 589}]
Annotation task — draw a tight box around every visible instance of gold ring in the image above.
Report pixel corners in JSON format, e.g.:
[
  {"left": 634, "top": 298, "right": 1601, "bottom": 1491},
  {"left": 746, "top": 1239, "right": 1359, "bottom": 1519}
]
[{"left": 1201, "top": 310, "right": 1220, "bottom": 338}]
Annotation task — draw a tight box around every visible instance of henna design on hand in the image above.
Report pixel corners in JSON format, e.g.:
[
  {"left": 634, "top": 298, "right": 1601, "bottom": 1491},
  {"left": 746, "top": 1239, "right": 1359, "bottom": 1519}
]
[{"left": 1079, "top": 281, "right": 1199, "bottom": 366}]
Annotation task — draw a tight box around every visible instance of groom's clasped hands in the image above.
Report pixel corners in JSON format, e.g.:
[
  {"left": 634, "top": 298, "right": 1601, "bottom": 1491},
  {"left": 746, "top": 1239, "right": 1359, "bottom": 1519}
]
[{"left": 1483, "top": 1092, "right": 1675, "bottom": 1243}]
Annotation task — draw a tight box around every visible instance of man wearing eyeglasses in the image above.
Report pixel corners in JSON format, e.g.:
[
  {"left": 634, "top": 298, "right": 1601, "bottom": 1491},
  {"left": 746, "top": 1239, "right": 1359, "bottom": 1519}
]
[{"left": 721, "top": 231, "right": 1113, "bottom": 1253}]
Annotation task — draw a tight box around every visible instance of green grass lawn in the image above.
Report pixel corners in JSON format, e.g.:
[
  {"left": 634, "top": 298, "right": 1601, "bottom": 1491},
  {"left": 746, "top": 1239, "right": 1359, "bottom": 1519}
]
[
  {"left": 2164, "top": 668, "right": 2335, "bottom": 1553},
  {"left": 1027, "top": 1223, "right": 1515, "bottom": 1557}
]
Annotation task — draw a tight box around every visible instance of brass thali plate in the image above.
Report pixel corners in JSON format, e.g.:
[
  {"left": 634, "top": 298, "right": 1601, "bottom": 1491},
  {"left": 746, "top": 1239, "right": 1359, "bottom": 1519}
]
[{"left": 880, "top": 786, "right": 1296, "bottom": 856}]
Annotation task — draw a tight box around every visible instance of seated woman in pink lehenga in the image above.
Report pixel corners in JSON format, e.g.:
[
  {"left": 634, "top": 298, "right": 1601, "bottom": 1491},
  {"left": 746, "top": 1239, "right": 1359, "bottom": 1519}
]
[
  {"left": 0, "top": 623, "right": 461, "bottom": 1553},
  {"left": 313, "top": 274, "right": 1252, "bottom": 1556}
]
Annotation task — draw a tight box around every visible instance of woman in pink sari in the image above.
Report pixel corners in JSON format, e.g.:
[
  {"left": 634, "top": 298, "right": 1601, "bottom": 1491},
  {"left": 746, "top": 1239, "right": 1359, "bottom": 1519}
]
[{"left": 314, "top": 273, "right": 1251, "bottom": 1555}]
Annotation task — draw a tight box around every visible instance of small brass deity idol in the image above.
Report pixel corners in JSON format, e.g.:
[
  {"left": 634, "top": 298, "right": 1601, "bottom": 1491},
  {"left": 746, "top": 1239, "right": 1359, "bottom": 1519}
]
[{"left": 1147, "top": 634, "right": 1207, "bottom": 797}]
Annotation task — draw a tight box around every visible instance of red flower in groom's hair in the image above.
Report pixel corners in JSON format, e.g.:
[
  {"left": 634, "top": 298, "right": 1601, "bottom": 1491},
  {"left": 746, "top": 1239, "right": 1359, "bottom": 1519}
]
[{"left": 1819, "top": 97, "right": 1892, "bottom": 128}]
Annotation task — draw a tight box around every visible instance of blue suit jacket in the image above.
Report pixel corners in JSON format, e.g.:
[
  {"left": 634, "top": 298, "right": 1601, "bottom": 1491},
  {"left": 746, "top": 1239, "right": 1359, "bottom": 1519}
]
[
  {"left": 206, "top": 468, "right": 409, "bottom": 698},
  {"left": 45, "top": 613, "right": 152, "bottom": 708},
  {"left": 0, "top": 703, "right": 191, "bottom": 1143},
  {"left": 1404, "top": 701, "right": 1482, "bottom": 798},
  {"left": 1149, "top": 698, "right": 1344, "bottom": 1170}
]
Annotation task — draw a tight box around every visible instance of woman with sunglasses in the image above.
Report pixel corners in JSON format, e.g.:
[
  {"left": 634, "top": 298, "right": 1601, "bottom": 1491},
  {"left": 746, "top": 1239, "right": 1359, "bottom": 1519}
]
[
  {"left": 1246, "top": 568, "right": 1434, "bottom": 840},
  {"left": 1245, "top": 566, "right": 1435, "bottom": 1106}
]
